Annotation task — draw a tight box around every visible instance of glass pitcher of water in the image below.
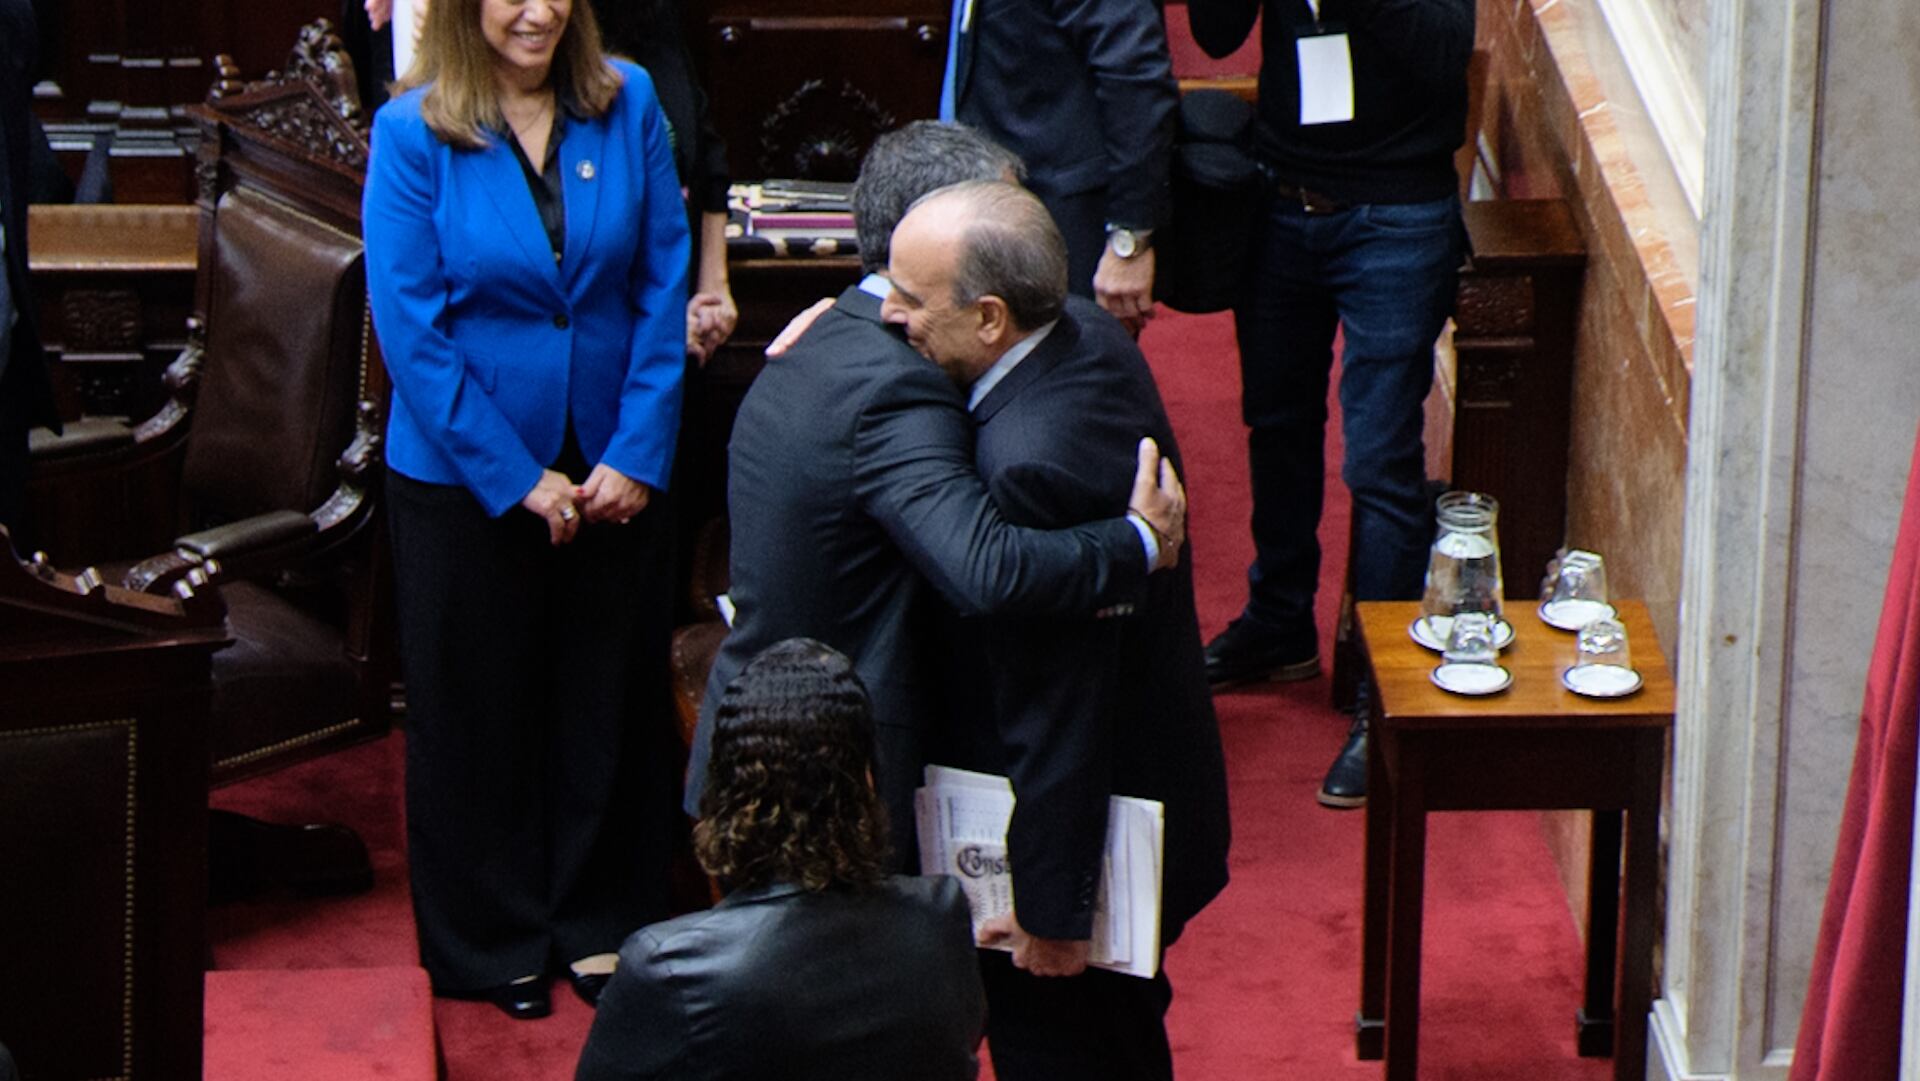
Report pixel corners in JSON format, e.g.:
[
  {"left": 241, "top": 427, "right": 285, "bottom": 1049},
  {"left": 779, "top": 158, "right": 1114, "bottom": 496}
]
[{"left": 1420, "top": 491, "right": 1505, "bottom": 628}]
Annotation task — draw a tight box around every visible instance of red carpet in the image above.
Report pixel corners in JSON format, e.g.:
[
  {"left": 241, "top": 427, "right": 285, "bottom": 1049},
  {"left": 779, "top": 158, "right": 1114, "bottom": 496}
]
[
  {"left": 204, "top": 967, "right": 436, "bottom": 1080},
  {"left": 210, "top": 309, "right": 1612, "bottom": 1079}
]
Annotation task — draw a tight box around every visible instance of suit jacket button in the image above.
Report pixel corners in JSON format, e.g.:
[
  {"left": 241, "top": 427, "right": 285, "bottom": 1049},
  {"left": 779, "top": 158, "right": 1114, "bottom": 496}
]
[{"left": 553, "top": 313, "right": 570, "bottom": 330}]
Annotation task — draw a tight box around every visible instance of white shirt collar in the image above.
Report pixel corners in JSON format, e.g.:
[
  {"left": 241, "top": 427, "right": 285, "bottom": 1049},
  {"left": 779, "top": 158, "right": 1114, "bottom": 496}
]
[
  {"left": 857, "top": 272, "right": 891, "bottom": 299},
  {"left": 967, "top": 320, "right": 1057, "bottom": 412}
]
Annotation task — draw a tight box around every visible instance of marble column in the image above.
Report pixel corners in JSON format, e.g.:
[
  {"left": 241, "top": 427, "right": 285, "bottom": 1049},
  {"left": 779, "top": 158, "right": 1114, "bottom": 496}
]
[{"left": 1657, "top": 0, "right": 1920, "bottom": 1077}]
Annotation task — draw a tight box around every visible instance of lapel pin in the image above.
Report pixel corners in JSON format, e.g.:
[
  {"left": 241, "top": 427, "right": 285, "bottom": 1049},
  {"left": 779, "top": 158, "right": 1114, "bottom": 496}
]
[{"left": 576, "top": 160, "right": 596, "bottom": 181}]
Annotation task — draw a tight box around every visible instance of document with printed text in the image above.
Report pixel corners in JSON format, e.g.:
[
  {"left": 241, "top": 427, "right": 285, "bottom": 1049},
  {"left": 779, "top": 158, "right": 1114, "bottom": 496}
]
[{"left": 914, "top": 764, "right": 1164, "bottom": 978}]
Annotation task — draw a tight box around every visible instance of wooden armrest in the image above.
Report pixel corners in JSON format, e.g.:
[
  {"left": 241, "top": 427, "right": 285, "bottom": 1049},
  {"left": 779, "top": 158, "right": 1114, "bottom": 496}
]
[
  {"left": 177, "top": 510, "right": 317, "bottom": 560},
  {"left": 28, "top": 417, "right": 137, "bottom": 461},
  {"left": 121, "top": 510, "right": 317, "bottom": 594}
]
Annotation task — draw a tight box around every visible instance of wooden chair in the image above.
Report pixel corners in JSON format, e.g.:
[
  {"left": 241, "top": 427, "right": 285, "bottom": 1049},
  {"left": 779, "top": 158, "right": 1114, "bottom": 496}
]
[
  {"left": 0, "top": 538, "right": 229, "bottom": 1081},
  {"left": 23, "top": 21, "right": 392, "bottom": 893}
]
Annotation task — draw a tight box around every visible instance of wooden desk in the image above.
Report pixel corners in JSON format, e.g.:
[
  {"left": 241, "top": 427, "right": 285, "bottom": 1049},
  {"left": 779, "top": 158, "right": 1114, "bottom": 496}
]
[
  {"left": 0, "top": 541, "right": 228, "bottom": 1081},
  {"left": 1354, "top": 600, "right": 1673, "bottom": 1081},
  {"left": 28, "top": 204, "right": 200, "bottom": 422}
]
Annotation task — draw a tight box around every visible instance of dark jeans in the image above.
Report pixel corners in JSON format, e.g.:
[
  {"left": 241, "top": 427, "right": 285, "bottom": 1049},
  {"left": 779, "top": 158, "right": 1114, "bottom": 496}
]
[{"left": 1232, "top": 191, "right": 1464, "bottom": 647}]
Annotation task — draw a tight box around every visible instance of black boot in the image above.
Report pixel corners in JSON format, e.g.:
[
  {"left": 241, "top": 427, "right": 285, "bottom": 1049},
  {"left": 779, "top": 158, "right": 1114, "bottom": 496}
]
[{"left": 1317, "top": 707, "right": 1368, "bottom": 809}]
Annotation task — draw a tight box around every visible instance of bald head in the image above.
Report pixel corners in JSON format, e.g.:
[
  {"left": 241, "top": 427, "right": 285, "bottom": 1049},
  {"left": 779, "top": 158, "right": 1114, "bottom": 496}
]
[
  {"left": 880, "top": 180, "right": 1071, "bottom": 386},
  {"left": 903, "top": 180, "right": 1070, "bottom": 331}
]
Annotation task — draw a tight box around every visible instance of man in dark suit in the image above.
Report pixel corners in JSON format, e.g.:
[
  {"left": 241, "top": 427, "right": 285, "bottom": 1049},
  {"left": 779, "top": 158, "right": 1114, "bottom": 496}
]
[
  {"left": 883, "top": 180, "right": 1229, "bottom": 1081},
  {"left": 0, "top": 0, "right": 59, "bottom": 542},
  {"left": 941, "top": 0, "right": 1176, "bottom": 331},
  {"left": 685, "top": 122, "right": 1189, "bottom": 871}
]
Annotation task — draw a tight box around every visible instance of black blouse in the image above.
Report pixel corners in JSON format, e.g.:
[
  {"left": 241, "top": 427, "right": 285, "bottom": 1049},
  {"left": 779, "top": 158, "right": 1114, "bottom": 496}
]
[{"left": 505, "top": 110, "right": 569, "bottom": 262}]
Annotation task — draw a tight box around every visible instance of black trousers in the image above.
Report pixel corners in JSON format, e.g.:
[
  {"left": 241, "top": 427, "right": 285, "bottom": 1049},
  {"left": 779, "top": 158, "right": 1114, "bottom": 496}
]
[
  {"left": 387, "top": 467, "right": 678, "bottom": 992},
  {"left": 1030, "top": 182, "right": 1107, "bottom": 303},
  {"left": 980, "top": 950, "right": 1175, "bottom": 1081}
]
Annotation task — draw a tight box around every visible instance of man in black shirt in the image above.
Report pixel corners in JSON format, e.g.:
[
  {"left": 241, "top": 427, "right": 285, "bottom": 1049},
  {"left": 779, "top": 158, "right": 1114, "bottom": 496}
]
[{"left": 1186, "top": 0, "right": 1472, "bottom": 807}]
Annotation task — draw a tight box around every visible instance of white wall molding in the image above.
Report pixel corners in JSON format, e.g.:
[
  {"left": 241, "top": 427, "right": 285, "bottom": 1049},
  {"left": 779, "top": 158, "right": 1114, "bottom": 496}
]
[
  {"left": 1660, "top": 0, "right": 1824, "bottom": 1074},
  {"left": 1592, "top": 0, "right": 1707, "bottom": 216}
]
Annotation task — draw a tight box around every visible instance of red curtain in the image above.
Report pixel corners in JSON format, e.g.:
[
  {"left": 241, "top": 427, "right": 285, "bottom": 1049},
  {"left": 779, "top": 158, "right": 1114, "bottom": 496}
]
[{"left": 1791, "top": 429, "right": 1920, "bottom": 1081}]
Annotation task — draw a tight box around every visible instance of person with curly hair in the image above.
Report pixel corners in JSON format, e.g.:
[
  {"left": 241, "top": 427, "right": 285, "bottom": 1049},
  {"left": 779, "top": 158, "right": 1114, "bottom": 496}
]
[{"left": 576, "top": 638, "right": 986, "bottom": 1081}]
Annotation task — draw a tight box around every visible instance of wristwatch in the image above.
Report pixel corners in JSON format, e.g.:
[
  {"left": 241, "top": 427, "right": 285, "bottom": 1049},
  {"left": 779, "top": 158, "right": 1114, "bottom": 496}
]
[{"left": 1105, "top": 225, "right": 1153, "bottom": 259}]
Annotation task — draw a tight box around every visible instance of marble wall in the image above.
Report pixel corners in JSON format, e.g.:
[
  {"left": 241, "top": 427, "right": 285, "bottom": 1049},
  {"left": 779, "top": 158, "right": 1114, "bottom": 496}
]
[
  {"left": 1753, "top": 0, "right": 1920, "bottom": 1053},
  {"left": 1472, "top": 0, "right": 1701, "bottom": 936},
  {"left": 1479, "top": 0, "right": 1698, "bottom": 651},
  {"left": 1652, "top": 0, "right": 1711, "bottom": 97},
  {"left": 1483, "top": 0, "right": 1920, "bottom": 1073}
]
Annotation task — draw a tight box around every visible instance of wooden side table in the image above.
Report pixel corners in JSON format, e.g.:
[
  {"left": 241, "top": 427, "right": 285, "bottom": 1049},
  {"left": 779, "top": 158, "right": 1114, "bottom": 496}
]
[{"left": 1353, "top": 600, "right": 1674, "bottom": 1081}]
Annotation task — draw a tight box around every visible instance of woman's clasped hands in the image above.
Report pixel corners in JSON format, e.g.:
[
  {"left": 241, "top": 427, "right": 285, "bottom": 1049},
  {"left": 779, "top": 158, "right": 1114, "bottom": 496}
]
[{"left": 520, "top": 465, "right": 649, "bottom": 546}]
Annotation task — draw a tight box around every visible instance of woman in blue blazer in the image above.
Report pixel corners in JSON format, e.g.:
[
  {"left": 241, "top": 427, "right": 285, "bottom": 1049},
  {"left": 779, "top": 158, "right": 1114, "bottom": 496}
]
[{"left": 363, "top": 0, "right": 690, "bottom": 1019}]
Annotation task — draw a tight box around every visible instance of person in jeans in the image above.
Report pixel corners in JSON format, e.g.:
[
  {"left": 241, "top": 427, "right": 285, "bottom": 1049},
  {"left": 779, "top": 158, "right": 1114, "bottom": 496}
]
[{"left": 1185, "top": 0, "right": 1472, "bottom": 807}]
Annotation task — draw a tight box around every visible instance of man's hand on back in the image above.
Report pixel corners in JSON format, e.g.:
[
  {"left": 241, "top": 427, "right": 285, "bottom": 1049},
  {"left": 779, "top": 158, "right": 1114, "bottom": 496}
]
[{"left": 1128, "top": 437, "right": 1186, "bottom": 569}]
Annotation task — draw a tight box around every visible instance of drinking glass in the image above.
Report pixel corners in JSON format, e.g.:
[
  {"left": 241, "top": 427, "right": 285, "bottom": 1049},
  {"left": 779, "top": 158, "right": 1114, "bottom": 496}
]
[
  {"left": 1541, "top": 550, "right": 1613, "bottom": 629},
  {"left": 1431, "top": 609, "right": 1512, "bottom": 695},
  {"left": 1559, "top": 615, "right": 1643, "bottom": 696},
  {"left": 1442, "top": 611, "right": 1500, "bottom": 666},
  {"left": 1575, "top": 616, "right": 1631, "bottom": 670}
]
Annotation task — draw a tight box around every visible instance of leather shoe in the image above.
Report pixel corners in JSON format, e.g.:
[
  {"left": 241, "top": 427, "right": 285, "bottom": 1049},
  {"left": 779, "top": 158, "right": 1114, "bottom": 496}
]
[
  {"left": 569, "top": 969, "right": 613, "bottom": 1007},
  {"left": 448, "top": 976, "right": 551, "bottom": 1020},
  {"left": 1204, "top": 618, "right": 1320, "bottom": 689},
  {"left": 1317, "top": 711, "right": 1368, "bottom": 809}
]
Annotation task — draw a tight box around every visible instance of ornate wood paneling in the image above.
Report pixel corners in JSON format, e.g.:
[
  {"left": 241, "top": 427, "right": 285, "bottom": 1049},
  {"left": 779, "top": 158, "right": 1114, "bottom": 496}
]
[
  {"left": 30, "top": 0, "right": 339, "bottom": 202},
  {"left": 690, "top": 0, "right": 945, "bottom": 181}
]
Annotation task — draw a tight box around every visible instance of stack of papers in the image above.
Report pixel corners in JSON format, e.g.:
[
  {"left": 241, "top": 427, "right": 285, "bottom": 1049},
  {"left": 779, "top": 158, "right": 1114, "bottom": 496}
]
[{"left": 914, "top": 764, "right": 1164, "bottom": 978}]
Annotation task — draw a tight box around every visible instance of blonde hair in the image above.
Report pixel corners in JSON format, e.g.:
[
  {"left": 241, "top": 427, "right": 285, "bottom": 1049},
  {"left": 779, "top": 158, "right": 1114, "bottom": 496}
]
[{"left": 396, "top": 0, "right": 624, "bottom": 149}]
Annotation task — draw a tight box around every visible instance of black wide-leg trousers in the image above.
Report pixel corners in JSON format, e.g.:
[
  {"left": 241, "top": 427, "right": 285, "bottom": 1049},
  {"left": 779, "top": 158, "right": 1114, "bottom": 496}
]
[{"left": 387, "top": 467, "right": 678, "bottom": 992}]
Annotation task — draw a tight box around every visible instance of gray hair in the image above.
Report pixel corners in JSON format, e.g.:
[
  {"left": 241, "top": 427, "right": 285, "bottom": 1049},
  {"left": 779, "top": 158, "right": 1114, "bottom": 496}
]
[
  {"left": 913, "top": 180, "right": 1068, "bottom": 331},
  {"left": 851, "top": 121, "right": 1026, "bottom": 275}
]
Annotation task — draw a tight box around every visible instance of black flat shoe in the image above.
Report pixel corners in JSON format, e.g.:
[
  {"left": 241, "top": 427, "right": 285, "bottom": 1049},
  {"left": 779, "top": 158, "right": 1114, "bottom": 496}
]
[
  {"left": 451, "top": 976, "right": 550, "bottom": 1020},
  {"left": 569, "top": 969, "right": 613, "bottom": 1007}
]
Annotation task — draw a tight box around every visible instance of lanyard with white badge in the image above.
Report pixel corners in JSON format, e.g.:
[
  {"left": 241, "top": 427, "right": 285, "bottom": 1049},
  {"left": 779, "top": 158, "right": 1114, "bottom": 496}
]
[{"left": 1297, "top": 0, "right": 1355, "bottom": 125}]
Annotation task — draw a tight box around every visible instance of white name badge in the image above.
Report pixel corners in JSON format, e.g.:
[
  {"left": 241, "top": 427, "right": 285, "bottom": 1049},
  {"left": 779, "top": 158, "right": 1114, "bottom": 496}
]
[{"left": 1297, "top": 32, "right": 1355, "bottom": 125}]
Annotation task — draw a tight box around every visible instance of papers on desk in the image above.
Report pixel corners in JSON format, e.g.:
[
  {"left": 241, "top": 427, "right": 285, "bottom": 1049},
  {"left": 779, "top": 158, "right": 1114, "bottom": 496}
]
[
  {"left": 726, "top": 181, "right": 857, "bottom": 241},
  {"left": 914, "top": 764, "right": 1164, "bottom": 978}
]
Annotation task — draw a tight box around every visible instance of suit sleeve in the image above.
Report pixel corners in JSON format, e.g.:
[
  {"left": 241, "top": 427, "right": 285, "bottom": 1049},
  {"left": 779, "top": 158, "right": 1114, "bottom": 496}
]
[
  {"left": 852, "top": 365, "right": 1148, "bottom": 618},
  {"left": 574, "top": 932, "right": 685, "bottom": 1081},
  {"left": 601, "top": 68, "right": 691, "bottom": 491},
  {"left": 1051, "top": 0, "right": 1177, "bottom": 229},
  {"left": 363, "top": 104, "right": 546, "bottom": 515},
  {"left": 977, "top": 444, "right": 1137, "bottom": 940}
]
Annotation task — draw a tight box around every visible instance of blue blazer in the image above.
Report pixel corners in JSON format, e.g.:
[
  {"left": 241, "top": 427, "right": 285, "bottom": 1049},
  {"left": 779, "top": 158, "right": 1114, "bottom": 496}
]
[{"left": 364, "top": 61, "right": 690, "bottom": 516}]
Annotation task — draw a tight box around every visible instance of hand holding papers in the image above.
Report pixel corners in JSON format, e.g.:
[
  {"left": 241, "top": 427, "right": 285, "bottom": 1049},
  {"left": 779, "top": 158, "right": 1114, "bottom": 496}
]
[{"left": 915, "top": 764, "right": 1164, "bottom": 978}]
